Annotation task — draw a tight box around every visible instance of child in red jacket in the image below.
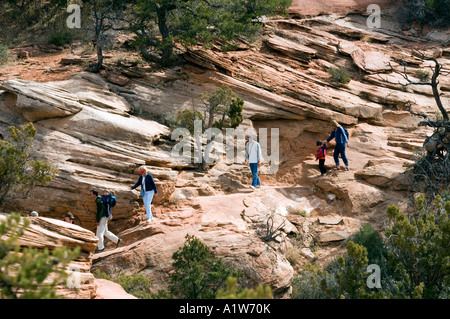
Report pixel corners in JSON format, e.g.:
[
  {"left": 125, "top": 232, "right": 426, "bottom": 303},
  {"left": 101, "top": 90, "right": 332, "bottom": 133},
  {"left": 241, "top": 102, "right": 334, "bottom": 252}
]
[{"left": 316, "top": 141, "right": 327, "bottom": 176}]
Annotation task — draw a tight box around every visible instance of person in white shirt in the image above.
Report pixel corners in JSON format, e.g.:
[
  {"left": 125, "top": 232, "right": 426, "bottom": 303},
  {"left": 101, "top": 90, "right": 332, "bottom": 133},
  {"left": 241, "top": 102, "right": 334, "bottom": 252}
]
[
  {"left": 244, "top": 135, "right": 262, "bottom": 190},
  {"left": 131, "top": 167, "right": 158, "bottom": 222}
]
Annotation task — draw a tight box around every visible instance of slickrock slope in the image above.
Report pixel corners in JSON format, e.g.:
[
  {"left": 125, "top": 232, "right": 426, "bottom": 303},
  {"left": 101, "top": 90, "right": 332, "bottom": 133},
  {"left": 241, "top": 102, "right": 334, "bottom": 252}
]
[
  {"left": 1, "top": 11, "right": 449, "bottom": 297},
  {"left": 289, "top": 0, "right": 395, "bottom": 18}
]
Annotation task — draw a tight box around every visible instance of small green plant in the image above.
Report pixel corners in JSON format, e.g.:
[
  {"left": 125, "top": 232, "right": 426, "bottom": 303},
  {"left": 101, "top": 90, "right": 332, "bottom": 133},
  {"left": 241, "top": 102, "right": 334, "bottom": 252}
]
[
  {"left": 287, "top": 204, "right": 307, "bottom": 217},
  {"left": 327, "top": 67, "right": 351, "bottom": 84},
  {"left": 416, "top": 69, "right": 430, "bottom": 82}
]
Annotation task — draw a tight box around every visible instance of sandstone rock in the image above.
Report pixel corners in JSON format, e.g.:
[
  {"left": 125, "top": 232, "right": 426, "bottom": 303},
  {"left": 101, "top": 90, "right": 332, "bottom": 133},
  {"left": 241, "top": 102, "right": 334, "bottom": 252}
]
[
  {"left": 19, "top": 51, "right": 29, "bottom": 59},
  {"left": 94, "top": 279, "right": 138, "bottom": 299},
  {"left": 107, "top": 73, "right": 130, "bottom": 86},
  {"left": 60, "top": 56, "right": 84, "bottom": 65},
  {"left": 288, "top": 0, "right": 394, "bottom": 17},
  {"left": 318, "top": 230, "right": 351, "bottom": 243},
  {"left": 351, "top": 49, "right": 391, "bottom": 74},
  {"left": 0, "top": 79, "right": 83, "bottom": 122},
  {"left": 355, "top": 164, "right": 406, "bottom": 188},
  {"left": 315, "top": 175, "right": 386, "bottom": 215},
  {"left": 318, "top": 216, "right": 343, "bottom": 225},
  {"left": 300, "top": 247, "right": 316, "bottom": 261},
  {"left": 264, "top": 35, "right": 317, "bottom": 63}
]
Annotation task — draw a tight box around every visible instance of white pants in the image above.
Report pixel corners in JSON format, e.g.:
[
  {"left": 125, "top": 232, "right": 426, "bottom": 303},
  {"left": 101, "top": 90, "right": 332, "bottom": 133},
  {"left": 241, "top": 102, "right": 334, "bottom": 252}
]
[
  {"left": 96, "top": 217, "right": 119, "bottom": 250},
  {"left": 143, "top": 190, "right": 154, "bottom": 220}
]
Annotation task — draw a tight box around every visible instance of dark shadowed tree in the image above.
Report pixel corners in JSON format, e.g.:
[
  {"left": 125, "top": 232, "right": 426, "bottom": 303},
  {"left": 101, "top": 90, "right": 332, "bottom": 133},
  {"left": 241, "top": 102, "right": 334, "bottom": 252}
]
[{"left": 126, "top": 0, "right": 292, "bottom": 66}]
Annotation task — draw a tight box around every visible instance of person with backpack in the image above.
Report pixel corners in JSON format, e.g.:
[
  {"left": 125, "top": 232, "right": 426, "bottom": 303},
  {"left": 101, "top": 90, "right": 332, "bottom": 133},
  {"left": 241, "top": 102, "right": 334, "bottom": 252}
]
[
  {"left": 315, "top": 141, "right": 327, "bottom": 176},
  {"left": 92, "top": 189, "right": 122, "bottom": 253},
  {"left": 323, "top": 120, "right": 349, "bottom": 171},
  {"left": 131, "top": 167, "right": 158, "bottom": 222}
]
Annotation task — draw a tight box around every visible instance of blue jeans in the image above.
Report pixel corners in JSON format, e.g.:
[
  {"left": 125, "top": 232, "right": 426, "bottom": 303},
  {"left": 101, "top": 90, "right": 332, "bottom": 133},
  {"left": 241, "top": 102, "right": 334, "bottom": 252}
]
[
  {"left": 333, "top": 143, "right": 349, "bottom": 166},
  {"left": 250, "top": 163, "right": 261, "bottom": 187},
  {"left": 142, "top": 190, "right": 154, "bottom": 220}
]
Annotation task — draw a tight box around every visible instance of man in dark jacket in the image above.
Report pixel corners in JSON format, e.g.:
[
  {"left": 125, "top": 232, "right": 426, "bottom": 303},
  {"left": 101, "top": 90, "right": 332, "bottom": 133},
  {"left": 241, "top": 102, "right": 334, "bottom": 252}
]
[
  {"left": 131, "top": 167, "right": 158, "bottom": 222},
  {"left": 92, "top": 189, "right": 121, "bottom": 253}
]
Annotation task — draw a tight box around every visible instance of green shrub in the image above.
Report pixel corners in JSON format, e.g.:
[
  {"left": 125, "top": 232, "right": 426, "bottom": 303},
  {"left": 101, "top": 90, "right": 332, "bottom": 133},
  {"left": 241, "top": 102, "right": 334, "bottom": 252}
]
[
  {"left": 48, "top": 30, "right": 74, "bottom": 47},
  {"left": 114, "top": 273, "right": 154, "bottom": 299},
  {"left": 416, "top": 69, "right": 430, "bottom": 82},
  {"left": 216, "top": 276, "right": 273, "bottom": 299},
  {"left": 291, "top": 264, "right": 339, "bottom": 299},
  {"left": 327, "top": 67, "right": 351, "bottom": 84},
  {"left": 385, "top": 194, "right": 450, "bottom": 299},
  {"left": 402, "top": 0, "right": 450, "bottom": 27},
  {"left": 349, "top": 223, "right": 387, "bottom": 266},
  {"left": 169, "top": 234, "right": 240, "bottom": 299},
  {"left": 291, "top": 195, "right": 450, "bottom": 299}
]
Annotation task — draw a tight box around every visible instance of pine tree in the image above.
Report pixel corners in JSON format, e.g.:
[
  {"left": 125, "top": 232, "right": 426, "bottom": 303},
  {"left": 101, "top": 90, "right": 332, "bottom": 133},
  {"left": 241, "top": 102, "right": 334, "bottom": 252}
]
[
  {"left": 0, "top": 123, "right": 58, "bottom": 204},
  {"left": 169, "top": 234, "right": 239, "bottom": 299},
  {"left": 128, "top": 0, "right": 292, "bottom": 66}
]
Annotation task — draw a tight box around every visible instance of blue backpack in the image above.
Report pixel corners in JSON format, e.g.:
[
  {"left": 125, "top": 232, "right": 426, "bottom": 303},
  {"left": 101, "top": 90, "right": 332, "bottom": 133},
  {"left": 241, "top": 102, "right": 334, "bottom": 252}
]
[{"left": 110, "top": 194, "right": 117, "bottom": 207}]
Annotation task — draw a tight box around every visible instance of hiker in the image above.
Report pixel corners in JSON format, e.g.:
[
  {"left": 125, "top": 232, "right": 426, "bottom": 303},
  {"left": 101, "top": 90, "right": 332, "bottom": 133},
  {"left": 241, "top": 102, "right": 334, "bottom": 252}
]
[
  {"left": 92, "top": 189, "right": 122, "bottom": 253},
  {"left": 130, "top": 167, "right": 158, "bottom": 222},
  {"left": 315, "top": 141, "right": 327, "bottom": 176},
  {"left": 322, "top": 120, "right": 349, "bottom": 171},
  {"left": 244, "top": 135, "right": 262, "bottom": 190},
  {"left": 64, "top": 212, "right": 75, "bottom": 224}
]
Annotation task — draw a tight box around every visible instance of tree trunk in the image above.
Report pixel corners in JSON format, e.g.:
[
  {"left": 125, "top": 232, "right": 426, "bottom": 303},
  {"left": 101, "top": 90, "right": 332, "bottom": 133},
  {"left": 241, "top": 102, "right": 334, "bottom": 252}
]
[
  {"left": 92, "top": 43, "right": 103, "bottom": 73},
  {"left": 431, "top": 76, "right": 449, "bottom": 122},
  {"left": 157, "top": 6, "right": 175, "bottom": 66}
]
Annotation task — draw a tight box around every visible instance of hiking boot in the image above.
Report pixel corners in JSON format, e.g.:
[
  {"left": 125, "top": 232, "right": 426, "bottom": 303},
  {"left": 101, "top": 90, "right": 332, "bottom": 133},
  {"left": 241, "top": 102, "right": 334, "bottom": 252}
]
[
  {"left": 344, "top": 167, "right": 349, "bottom": 171},
  {"left": 250, "top": 185, "right": 256, "bottom": 190},
  {"left": 95, "top": 248, "right": 104, "bottom": 253},
  {"left": 116, "top": 238, "right": 122, "bottom": 248}
]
